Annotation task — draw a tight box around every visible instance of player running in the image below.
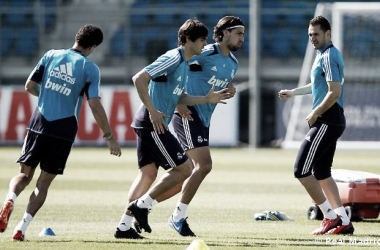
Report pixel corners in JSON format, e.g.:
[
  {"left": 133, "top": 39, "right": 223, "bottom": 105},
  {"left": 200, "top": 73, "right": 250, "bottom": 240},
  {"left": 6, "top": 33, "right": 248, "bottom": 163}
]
[
  {"left": 167, "top": 16, "right": 244, "bottom": 236},
  {"left": 133, "top": 16, "right": 245, "bottom": 237},
  {"left": 114, "top": 19, "right": 231, "bottom": 239},
  {"left": 0, "top": 25, "right": 121, "bottom": 241}
]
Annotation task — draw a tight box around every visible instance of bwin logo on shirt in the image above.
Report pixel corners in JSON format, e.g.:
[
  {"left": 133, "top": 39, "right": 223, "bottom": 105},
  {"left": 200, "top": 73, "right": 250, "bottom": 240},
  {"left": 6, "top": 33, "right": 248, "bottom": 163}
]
[
  {"left": 172, "top": 85, "right": 184, "bottom": 96},
  {"left": 45, "top": 79, "right": 72, "bottom": 96},
  {"left": 49, "top": 62, "right": 76, "bottom": 84},
  {"left": 207, "top": 75, "right": 229, "bottom": 88}
]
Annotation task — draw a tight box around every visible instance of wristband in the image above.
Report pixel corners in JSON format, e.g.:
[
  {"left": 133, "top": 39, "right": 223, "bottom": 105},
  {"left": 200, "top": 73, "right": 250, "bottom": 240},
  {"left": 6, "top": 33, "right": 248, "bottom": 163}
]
[{"left": 103, "top": 131, "right": 114, "bottom": 140}]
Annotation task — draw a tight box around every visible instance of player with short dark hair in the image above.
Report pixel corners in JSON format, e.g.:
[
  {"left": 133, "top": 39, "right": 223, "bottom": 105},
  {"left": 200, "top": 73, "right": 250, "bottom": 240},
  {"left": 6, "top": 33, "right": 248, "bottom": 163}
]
[
  {"left": 0, "top": 24, "right": 121, "bottom": 241},
  {"left": 178, "top": 18, "right": 209, "bottom": 46},
  {"left": 278, "top": 15, "right": 354, "bottom": 235},
  {"left": 131, "top": 16, "right": 244, "bottom": 237},
  {"left": 167, "top": 16, "right": 244, "bottom": 236},
  {"left": 114, "top": 19, "right": 231, "bottom": 239}
]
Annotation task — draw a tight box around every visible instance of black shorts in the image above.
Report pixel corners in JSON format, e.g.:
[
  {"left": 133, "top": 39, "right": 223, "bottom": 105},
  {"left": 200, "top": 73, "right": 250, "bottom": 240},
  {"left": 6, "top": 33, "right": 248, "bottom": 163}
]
[
  {"left": 172, "top": 112, "right": 209, "bottom": 151},
  {"left": 294, "top": 121, "right": 345, "bottom": 180},
  {"left": 16, "top": 130, "right": 73, "bottom": 175},
  {"left": 134, "top": 128, "right": 188, "bottom": 170}
]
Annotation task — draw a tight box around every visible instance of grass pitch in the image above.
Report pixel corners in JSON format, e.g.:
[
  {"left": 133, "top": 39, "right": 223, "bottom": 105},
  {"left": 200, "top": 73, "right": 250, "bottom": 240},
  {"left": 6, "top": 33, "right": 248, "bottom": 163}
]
[{"left": 0, "top": 147, "right": 379, "bottom": 249}]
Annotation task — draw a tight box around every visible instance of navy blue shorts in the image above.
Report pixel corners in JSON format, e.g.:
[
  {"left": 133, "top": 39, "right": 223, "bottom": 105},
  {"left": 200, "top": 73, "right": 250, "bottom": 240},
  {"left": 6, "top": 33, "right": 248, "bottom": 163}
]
[
  {"left": 294, "top": 121, "right": 345, "bottom": 180},
  {"left": 16, "top": 130, "right": 73, "bottom": 175},
  {"left": 172, "top": 111, "right": 209, "bottom": 151},
  {"left": 134, "top": 128, "right": 188, "bottom": 170}
]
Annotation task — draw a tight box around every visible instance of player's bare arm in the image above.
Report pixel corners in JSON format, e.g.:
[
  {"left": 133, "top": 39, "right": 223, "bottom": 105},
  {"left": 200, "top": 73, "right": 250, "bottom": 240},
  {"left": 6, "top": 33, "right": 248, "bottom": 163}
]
[
  {"left": 25, "top": 79, "right": 40, "bottom": 97},
  {"left": 88, "top": 97, "right": 121, "bottom": 157},
  {"left": 306, "top": 81, "right": 341, "bottom": 126},
  {"left": 278, "top": 83, "right": 312, "bottom": 101},
  {"left": 132, "top": 70, "right": 169, "bottom": 134},
  {"left": 178, "top": 84, "right": 229, "bottom": 105}
]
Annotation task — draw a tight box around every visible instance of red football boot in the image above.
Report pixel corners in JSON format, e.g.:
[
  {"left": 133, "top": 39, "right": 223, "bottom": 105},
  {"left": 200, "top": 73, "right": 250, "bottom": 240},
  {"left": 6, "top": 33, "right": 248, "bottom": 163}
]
[
  {"left": 326, "top": 222, "right": 354, "bottom": 235},
  {"left": 311, "top": 217, "right": 342, "bottom": 235},
  {"left": 0, "top": 199, "right": 14, "bottom": 233},
  {"left": 13, "top": 230, "right": 25, "bottom": 241}
]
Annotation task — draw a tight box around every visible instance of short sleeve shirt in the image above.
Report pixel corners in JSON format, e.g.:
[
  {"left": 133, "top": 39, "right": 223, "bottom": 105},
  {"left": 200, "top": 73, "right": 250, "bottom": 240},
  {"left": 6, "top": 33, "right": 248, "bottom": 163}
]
[
  {"left": 132, "top": 47, "right": 188, "bottom": 129},
  {"left": 186, "top": 43, "right": 238, "bottom": 127},
  {"left": 311, "top": 42, "right": 345, "bottom": 125},
  {"left": 27, "top": 49, "right": 101, "bottom": 141}
]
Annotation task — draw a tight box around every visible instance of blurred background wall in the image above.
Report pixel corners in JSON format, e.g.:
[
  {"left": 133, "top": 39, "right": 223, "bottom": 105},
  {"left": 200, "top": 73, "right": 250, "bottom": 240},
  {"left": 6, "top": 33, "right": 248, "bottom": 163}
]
[{"left": 1, "top": 0, "right": 379, "bottom": 147}]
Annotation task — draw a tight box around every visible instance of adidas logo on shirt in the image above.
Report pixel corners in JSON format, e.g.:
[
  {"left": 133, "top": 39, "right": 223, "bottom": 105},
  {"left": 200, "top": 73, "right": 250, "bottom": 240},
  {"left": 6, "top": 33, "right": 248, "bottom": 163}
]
[
  {"left": 211, "top": 66, "right": 217, "bottom": 72},
  {"left": 177, "top": 76, "right": 182, "bottom": 81},
  {"left": 45, "top": 62, "right": 75, "bottom": 96},
  {"left": 49, "top": 62, "right": 76, "bottom": 84}
]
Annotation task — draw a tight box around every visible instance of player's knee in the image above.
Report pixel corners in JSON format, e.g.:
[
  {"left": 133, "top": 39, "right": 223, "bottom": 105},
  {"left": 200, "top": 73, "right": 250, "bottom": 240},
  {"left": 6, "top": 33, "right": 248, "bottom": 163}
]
[
  {"left": 144, "top": 172, "right": 157, "bottom": 184},
  {"left": 23, "top": 173, "right": 33, "bottom": 183},
  {"left": 194, "top": 162, "right": 212, "bottom": 176},
  {"left": 140, "top": 166, "right": 158, "bottom": 183},
  {"left": 19, "top": 163, "right": 34, "bottom": 183},
  {"left": 177, "top": 160, "right": 193, "bottom": 179}
]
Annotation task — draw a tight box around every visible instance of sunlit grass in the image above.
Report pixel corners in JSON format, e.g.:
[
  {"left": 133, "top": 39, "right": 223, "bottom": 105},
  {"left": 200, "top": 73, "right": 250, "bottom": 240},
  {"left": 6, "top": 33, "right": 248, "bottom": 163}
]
[{"left": 0, "top": 147, "right": 379, "bottom": 249}]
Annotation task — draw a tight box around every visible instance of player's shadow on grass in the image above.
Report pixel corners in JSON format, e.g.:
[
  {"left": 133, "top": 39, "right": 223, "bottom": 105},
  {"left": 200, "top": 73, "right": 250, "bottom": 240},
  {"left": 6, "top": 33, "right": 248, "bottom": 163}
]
[{"left": 85, "top": 239, "right": 271, "bottom": 248}]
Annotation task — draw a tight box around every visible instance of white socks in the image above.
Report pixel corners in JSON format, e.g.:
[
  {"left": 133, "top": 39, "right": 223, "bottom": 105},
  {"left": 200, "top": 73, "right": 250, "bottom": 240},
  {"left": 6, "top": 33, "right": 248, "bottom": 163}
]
[
  {"left": 117, "top": 214, "right": 133, "bottom": 231},
  {"left": 334, "top": 206, "right": 350, "bottom": 225},
  {"left": 318, "top": 200, "right": 350, "bottom": 225},
  {"left": 14, "top": 212, "right": 33, "bottom": 235},
  {"left": 5, "top": 192, "right": 17, "bottom": 204},
  {"left": 151, "top": 199, "right": 158, "bottom": 207},
  {"left": 318, "top": 200, "right": 337, "bottom": 220},
  {"left": 121, "top": 195, "right": 156, "bottom": 232},
  {"left": 137, "top": 194, "right": 154, "bottom": 209},
  {"left": 172, "top": 201, "right": 188, "bottom": 222}
]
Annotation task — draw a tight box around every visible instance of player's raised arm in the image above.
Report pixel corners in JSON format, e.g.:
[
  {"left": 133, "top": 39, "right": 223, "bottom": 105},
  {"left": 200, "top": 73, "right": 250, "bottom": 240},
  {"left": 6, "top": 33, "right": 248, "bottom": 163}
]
[
  {"left": 178, "top": 84, "right": 230, "bottom": 105},
  {"left": 278, "top": 83, "right": 312, "bottom": 101}
]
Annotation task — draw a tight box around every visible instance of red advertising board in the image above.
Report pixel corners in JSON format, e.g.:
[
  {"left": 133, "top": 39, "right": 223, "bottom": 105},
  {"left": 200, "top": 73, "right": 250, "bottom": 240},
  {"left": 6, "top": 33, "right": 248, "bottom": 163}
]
[
  {"left": 0, "top": 86, "right": 137, "bottom": 145},
  {"left": 0, "top": 86, "right": 238, "bottom": 146}
]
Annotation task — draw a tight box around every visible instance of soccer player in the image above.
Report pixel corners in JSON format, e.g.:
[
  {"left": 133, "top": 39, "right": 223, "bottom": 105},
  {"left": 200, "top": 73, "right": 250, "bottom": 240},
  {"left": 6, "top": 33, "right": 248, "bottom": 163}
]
[
  {"left": 114, "top": 19, "right": 230, "bottom": 239},
  {"left": 159, "top": 16, "right": 244, "bottom": 237},
  {"left": 0, "top": 24, "right": 122, "bottom": 241},
  {"left": 278, "top": 16, "right": 354, "bottom": 235}
]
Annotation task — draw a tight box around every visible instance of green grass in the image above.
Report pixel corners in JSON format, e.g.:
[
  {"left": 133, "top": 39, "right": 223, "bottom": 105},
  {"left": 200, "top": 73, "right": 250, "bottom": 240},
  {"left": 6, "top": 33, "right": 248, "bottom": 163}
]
[{"left": 0, "top": 147, "right": 379, "bottom": 249}]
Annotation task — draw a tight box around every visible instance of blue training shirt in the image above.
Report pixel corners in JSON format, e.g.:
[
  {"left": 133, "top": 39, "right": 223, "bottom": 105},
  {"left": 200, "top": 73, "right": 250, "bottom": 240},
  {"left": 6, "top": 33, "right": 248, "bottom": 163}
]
[
  {"left": 311, "top": 42, "right": 345, "bottom": 126},
  {"left": 27, "top": 49, "right": 101, "bottom": 141},
  {"left": 186, "top": 43, "right": 238, "bottom": 127},
  {"left": 132, "top": 47, "right": 188, "bottom": 129}
]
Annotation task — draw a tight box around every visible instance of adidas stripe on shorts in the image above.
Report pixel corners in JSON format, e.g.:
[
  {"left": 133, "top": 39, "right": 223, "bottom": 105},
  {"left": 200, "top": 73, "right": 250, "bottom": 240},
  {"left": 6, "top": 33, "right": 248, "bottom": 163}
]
[{"left": 294, "top": 121, "right": 345, "bottom": 180}]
